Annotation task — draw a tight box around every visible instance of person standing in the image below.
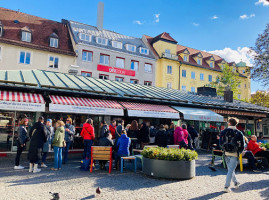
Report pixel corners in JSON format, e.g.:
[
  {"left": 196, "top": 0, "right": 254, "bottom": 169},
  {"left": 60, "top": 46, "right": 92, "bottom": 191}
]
[
  {"left": 220, "top": 118, "right": 245, "bottom": 193},
  {"left": 14, "top": 118, "right": 29, "bottom": 170},
  {"left": 100, "top": 121, "right": 109, "bottom": 139},
  {"left": 28, "top": 117, "right": 47, "bottom": 173},
  {"left": 167, "top": 123, "right": 175, "bottom": 145},
  {"left": 109, "top": 120, "right": 116, "bottom": 140},
  {"left": 41, "top": 119, "right": 54, "bottom": 168},
  {"left": 174, "top": 126, "right": 187, "bottom": 148},
  {"left": 187, "top": 125, "right": 199, "bottom": 149},
  {"left": 127, "top": 120, "right": 140, "bottom": 152},
  {"left": 138, "top": 122, "right": 150, "bottom": 149},
  {"left": 155, "top": 124, "right": 168, "bottom": 147},
  {"left": 115, "top": 120, "right": 124, "bottom": 144},
  {"left": 51, "top": 120, "right": 65, "bottom": 171},
  {"left": 81, "top": 119, "right": 95, "bottom": 159},
  {"left": 63, "top": 118, "right": 75, "bottom": 164}
]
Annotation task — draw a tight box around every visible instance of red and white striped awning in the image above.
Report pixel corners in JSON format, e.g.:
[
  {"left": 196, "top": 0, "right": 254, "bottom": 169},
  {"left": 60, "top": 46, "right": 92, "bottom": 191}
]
[
  {"left": 120, "top": 102, "right": 180, "bottom": 119},
  {"left": 49, "top": 95, "right": 124, "bottom": 116},
  {"left": 0, "top": 90, "right": 45, "bottom": 112}
]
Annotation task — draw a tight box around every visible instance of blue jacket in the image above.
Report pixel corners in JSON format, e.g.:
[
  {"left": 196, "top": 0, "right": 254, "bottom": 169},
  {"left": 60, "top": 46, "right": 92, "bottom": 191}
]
[
  {"left": 18, "top": 125, "right": 29, "bottom": 145},
  {"left": 116, "top": 134, "right": 131, "bottom": 156}
]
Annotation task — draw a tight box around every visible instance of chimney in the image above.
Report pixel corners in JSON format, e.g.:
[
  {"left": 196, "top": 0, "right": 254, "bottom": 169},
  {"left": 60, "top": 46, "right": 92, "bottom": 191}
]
[
  {"left": 97, "top": 2, "right": 104, "bottom": 31},
  {"left": 224, "top": 87, "right": 233, "bottom": 102}
]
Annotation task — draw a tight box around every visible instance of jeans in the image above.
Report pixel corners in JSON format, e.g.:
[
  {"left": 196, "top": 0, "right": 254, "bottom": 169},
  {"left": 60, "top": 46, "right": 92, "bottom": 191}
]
[
  {"left": 53, "top": 146, "right": 63, "bottom": 169},
  {"left": 63, "top": 141, "right": 71, "bottom": 163},
  {"left": 225, "top": 156, "right": 239, "bottom": 188},
  {"left": 243, "top": 151, "right": 257, "bottom": 170},
  {"left": 15, "top": 142, "right": 25, "bottom": 166},
  {"left": 83, "top": 140, "right": 93, "bottom": 159}
]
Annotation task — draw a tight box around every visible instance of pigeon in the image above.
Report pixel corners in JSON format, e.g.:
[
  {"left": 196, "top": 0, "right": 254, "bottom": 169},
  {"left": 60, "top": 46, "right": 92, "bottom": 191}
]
[
  {"left": 208, "top": 166, "right": 217, "bottom": 171},
  {"left": 96, "top": 187, "right": 101, "bottom": 195},
  {"left": 49, "top": 192, "right": 60, "bottom": 200}
]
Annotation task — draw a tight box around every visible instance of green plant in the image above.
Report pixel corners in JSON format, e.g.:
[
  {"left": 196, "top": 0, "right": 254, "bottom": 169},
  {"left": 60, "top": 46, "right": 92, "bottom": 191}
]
[
  {"left": 141, "top": 147, "right": 198, "bottom": 161},
  {"left": 260, "top": 143, "right": 269, "bottom": 149}
]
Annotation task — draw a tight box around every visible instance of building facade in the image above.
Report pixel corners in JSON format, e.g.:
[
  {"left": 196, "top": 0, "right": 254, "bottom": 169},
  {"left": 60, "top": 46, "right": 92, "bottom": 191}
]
[
  {"left": 0, "top": 8, "right": 76, "bottom": 73},
  {"left": 145, "top": 32, "right": 251, "bottom": 100}
]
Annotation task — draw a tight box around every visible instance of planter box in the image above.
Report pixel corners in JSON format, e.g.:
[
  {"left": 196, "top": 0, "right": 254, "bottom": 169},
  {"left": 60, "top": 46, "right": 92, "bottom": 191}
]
[{"left": 142, "top": 157, "right": 195, "bottom": 180}]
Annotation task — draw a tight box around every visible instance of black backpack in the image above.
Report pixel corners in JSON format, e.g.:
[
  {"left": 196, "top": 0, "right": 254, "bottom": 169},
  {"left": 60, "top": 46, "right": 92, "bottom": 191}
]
[{"left": 222, "top": 129, "right": 238, "bottom": 153}]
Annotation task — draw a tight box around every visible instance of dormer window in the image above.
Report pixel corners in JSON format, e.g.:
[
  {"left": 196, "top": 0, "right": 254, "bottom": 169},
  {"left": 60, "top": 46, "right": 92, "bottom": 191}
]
[
  {"left": 197, "top": 59, "right": 201, "bottom": 65},
  {"left": 80, "top": 33, "right": 91, "bottom": 42},
  {"left": 49, "top": 33, "right": 59, "bottom": 48},
  {"left": 21, "top": 31, "right": 31, "bottom": 42},
  {"left": 140, "top": 47, "right": 149, "bottom": 55},
  {"left": 210, "top": 62, "right": 214, "bottom": 68},
  {"left": 184, "top": 55, "right": 188, "bottom": 62},
  {"left": 112, "top": 41, "right": 122, "bottom": 49},
  {"left": 126, "top": 44, "right": 136, "bottom": 52},
  {"left": 0, "top": 21, "right": 3, "bottom": 37},
  {"left": 96, "top": 37, "right": 108, "bottom": 45}
]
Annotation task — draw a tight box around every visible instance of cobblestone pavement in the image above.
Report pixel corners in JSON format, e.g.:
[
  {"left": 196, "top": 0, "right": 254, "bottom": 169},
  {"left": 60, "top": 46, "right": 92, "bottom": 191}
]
[{"left": 0, "top": 151, "right": 268, "bottom": 200}]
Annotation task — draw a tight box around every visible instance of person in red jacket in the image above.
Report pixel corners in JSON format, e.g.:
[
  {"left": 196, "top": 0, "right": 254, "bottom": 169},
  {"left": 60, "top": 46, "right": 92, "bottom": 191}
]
[
  {"left": 81, "top": 118, "right": 95, "bottom": 159},
  {"left": 109, "top": 120, "right": 116, "bottom": 140},
  {"left": 248, "top": 135, "right": 269, "bottom": 166}
]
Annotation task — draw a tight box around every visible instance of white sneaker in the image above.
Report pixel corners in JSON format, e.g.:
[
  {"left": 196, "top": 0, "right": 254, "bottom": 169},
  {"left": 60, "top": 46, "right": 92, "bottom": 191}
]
[
  {"left": 224, "top": 187, "right": 232, "bottom": 193},
  {"left": 234, "top": 182, "right": 240, "bottom": 189},
  {"left": 33, "top": 168, "right": 41, "bottom": 173},
  {"left": 41, "top": 163, "right": 48, "bottom": 168},
  {"left": 14, "top": 165, "right": 24, "bottom": 170}
]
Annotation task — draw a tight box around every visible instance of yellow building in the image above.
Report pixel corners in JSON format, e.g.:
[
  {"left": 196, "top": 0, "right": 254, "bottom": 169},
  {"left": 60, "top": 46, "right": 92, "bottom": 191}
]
[{"left": 145, "top": 32, "right": 251, "bottom": 100}]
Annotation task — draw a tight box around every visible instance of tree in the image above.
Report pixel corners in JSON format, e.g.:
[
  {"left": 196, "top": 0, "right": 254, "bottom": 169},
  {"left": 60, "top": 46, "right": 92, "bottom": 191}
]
[
  {"left": 210, "top": 64, "right": 242, "bottom": 99},
  {"left": 250, "top": 90, "right": 269, "bottom": 108},
  {"left": 251, "top": 24, "right": 269, "bottom": 87}
]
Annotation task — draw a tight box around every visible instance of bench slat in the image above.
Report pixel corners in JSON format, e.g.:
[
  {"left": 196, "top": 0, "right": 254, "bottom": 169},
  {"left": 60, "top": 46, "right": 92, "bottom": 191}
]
[
  {"left": 92, "top": 146, "right": 112, "bottom": 151},
  {"left": 92, "top": 155, "right": 111, "bottom": 160}
]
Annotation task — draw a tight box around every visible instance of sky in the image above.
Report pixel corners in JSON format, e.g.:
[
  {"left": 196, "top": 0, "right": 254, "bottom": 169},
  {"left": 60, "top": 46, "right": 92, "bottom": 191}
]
[{"left": 1, "top": 0, "right": 269, "bottom": 92}]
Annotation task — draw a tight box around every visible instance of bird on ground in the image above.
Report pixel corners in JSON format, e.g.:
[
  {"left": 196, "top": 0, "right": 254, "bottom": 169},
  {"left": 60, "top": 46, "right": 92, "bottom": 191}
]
[
  {"left": 49, "top": 192, "right": 60, "bottom": 200},
  {"left": 96, "top": 187, "right": 101, "bottom": 195}
]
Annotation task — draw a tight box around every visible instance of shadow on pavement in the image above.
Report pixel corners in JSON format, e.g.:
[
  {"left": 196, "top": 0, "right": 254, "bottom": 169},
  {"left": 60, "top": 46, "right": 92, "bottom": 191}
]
[{"left": 188, "top": 191, "right": 224, "bottom": 200}]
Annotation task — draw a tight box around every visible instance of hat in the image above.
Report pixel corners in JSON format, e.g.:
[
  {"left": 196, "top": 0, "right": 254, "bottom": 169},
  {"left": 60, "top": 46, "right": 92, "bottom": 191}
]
[{"left": 47, "top": 119, "right": 52, "bottom": 123}]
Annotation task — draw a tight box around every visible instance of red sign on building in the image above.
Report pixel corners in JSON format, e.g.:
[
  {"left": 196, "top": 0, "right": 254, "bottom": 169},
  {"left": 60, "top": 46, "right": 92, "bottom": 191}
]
[{"left": 97, "top": 65, "right": 135, "bottom": 76}]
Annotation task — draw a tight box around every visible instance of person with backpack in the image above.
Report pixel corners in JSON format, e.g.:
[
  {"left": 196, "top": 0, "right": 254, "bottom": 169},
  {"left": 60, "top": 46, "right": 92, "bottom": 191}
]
[
  {"left": 155, "top": 124, "right": 168, "bottom": 147},
  {"left": 219, "top": 118, "right": 245, "bottom": 193},
  {"left": 99, "top": 121, "right": 109, "bottom": 139}
]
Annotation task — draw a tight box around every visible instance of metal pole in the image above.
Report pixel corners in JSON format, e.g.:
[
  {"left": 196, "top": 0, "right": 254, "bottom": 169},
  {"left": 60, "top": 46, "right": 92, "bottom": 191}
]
[{"left": 11, "top": 111, "right": 16, "bottom": 152}]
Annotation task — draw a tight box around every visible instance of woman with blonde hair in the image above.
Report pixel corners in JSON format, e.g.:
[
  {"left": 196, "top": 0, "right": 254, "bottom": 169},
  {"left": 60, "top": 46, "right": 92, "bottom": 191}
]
[
  {"left": 81, "top": 118, "right": 95, "bottom": 159},
  {"left": 51, "top": 120, "right": 65, "bottom": 171}
]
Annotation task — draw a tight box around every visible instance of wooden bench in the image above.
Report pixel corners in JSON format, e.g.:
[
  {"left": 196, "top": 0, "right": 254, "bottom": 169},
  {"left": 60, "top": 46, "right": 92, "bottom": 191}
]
[
  {"left": 121, "top": 156, "right": 137, "bottom": 173},
  {"left": 90, "top": 146, "right": 112, "bottom": 173},
  {"left": 239, "top": 154, "right": 265, "bottom": 172},
  {"left": 211, "top": 149, "right": 226, "bottom": 168}
]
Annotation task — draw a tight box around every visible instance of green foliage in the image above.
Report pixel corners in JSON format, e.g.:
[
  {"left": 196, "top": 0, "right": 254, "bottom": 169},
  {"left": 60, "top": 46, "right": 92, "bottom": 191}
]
[
  {"left": 250, "top": 90, "right": 269, "bottom": 108},
  {"left": 210, "top": 64, "right": 242, "bottom": 98},
  {"left": 260, "top": 143, "right": 269, "bottom": 149},
  {"left": 141, "top": 147, "right": 198, "bottom": 161}
]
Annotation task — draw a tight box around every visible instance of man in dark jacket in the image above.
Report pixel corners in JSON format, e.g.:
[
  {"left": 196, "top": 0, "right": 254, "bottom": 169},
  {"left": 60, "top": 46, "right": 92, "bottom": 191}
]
[
  {"left": 115, "top": 120, "right": 124, "bottom": 145},
  {"left": 219, "top": 118, "right": 245, "bottom": 193},
  {"left": 155, "top": 125, "right": 168, "bottom": 147},
  {"left": 98, "top": 132, "right": 114, "bottom": 170},
  {"left": 187, "top": 125, "right": 199, "bottom": 149},
  {"left": 28, "top": 117, "right": 47, "bottom": 173},
  {"left": 100, "top": 121, "right": 109, "bottom": 139}
]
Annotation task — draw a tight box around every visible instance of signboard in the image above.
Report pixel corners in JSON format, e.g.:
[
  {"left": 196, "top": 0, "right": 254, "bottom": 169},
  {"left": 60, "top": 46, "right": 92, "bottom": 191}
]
[
  {"left": 97, "top": 64, "right": 135, "bottom": 76},
  {"left": 0, "top": 101, "right": 45, "bottom": 112},
  {"left": 127, "top": 109, "right": 180, "bottom": 119},
  {"left": 49, "top": 104, "right": 124, "bottom": 116}
]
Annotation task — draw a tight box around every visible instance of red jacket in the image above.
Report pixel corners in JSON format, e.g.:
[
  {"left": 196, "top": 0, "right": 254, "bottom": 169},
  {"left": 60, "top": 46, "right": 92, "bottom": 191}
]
[
  {"left": 109, "top": 124, "right": 116, "bottom": 139},
  {"left": 174, "top": 126, "right": 184, "bottom": 145},
  {"left": 247, "top": 140, "right": 262, "bottom": 155},
  {"left": 182, "top": 129, "right": 189, "bottom": 145},
  {"left": 80, "top": 123, "right": 95, "bottom": 140}
]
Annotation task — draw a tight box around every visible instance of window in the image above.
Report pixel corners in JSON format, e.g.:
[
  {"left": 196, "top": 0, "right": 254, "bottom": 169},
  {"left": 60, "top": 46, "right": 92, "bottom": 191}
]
[
  {"left": 144, "top": 81, "right": 152, "bottom": 86},
  {"left": 221, "top": 65, "right": 224, "bottom": 70},
  {"left": 242, "top": 70, "right": 245, "bottom": 74},
  {"left": 130, "top": 79, "right": 139, "bottom": 84},
  {"left": 116, "top": 57, "right": 124, "bottom": 68},
  {"left": 238, "top": 94, "right": 241, "bottom": 99},
  {"left": 165, "top": 49, "right": 170, "bottom": 54},
  {"left": 19, "top": 51, "right": 31, "bottom": 64},
  {"left": 82, "top": 50, "right": 93, "bottom": 62},
  {"left": 126, "top": 44, "right": 136, "bottom": 52},
  {"left": 182, "top": 85, "right": 186, "bottom": 91},
  {"left": 167, "top": 82, "right": 172, "bottom": 89},
  {"left": 21, "top": 31, "right": 31, "bottom": 42},
  {"left": 208, "top": 75, "right": 212, "bottom": 82},
  {"left": 140, "top": 47, "right": 149, "bottom": 55},
  {"left": 191, "top": 87, "right": 195, "bottom": 92},
  {"left": 80, "top": 33, "right": 91, "bottom": 42},
  {"left": 191, "top": 72, "right": 195, "bottom": 79},
  {"left": 100, "top": 54, "right": 109, "bottom": 65},
  {"left": 96, "top": 37, "right": 108, "bottom": 45},
  {"left": 99, "top": 74, "right": 109, "bottom": 80},
  {"left": 0, "top": 25, "right": 3, "bottom": 37},
  {"left": 197, "top": 59, "right": 201, "bottom": 65},
  {"left": 48, "top": 56, "right": 59, "bottom": 68},
  {"left": 167, "top": 65, "right": 172, "bottom": 74},
  {"left": 131, "top": 60, "right": 139, "bottom": 71},
  {"left": 144, "top": 63, "right": 152, "bottom": 73},
  {"left": 184, "top": 55, "right": 188, "bottom": 62},
  {"left": 182, "top": 70, "right": 186, "bottom": 77},
  {"left": 81, "top": 71, "right": 92, "bottom": 77},
  {"left": 200, "top": 73, "right": 204, "bottom": 81},
  {"left": 115, "top": 77, "right": 124, "bottom": 82},
  {"left": 50, "top": 38, "right": 58, "bottom": 48},
  {"left": 210, "top": 62, "right": 213, "bottom": 68},
  {"left": 112, "top": 41, "right": 122, "bottom": 49}
]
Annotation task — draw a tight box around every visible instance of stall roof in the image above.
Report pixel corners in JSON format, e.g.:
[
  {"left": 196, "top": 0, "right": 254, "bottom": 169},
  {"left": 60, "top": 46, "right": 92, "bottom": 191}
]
[{"left": 0, "top": 69, "right": 268, "bottom": 114}]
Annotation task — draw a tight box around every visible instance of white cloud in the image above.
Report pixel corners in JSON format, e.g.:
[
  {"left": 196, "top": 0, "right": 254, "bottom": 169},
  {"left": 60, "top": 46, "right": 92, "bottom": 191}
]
[
  {"left": 192, "top": 23, "right": 199, "bottom": 27},
  {"left": 209, "top": 47, "right": 254, "bottom": 66},
  {"left": 240, "top": 13, "right": 255, "bottom": 19},
  {"left": 255, "top": 0, "right": 269, "bottom": 6},
  {"left": 211, "top": 15, "right": 219, "bottom": 20},
  {"left": 133, "top": 20, "right": 143, "bottom": 25},
  {"left": 154, "top": 14, "right": 160, "bottom": 23}
]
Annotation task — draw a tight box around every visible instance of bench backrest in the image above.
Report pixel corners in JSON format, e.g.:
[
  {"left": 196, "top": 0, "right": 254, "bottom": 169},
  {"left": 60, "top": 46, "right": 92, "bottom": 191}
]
[
  {"left": 91, "top": 146, "right": 112, "bottom": 161},
  {"left": 144, "top": 145, "right": 158, "bottom": 149},
  {"left": 167, "top": 145, "right": 179, "bottom": 149}
]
